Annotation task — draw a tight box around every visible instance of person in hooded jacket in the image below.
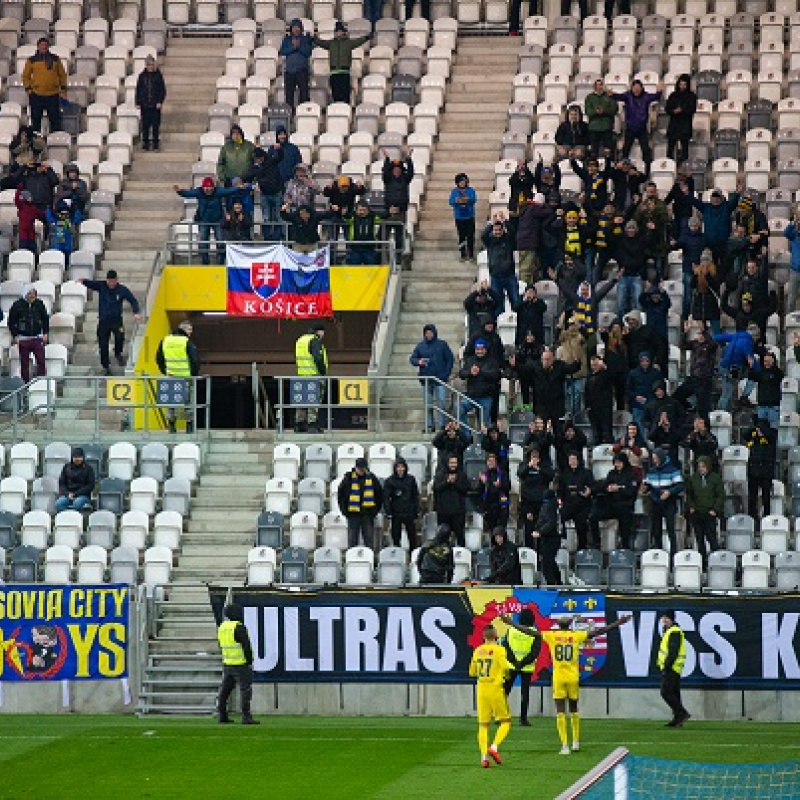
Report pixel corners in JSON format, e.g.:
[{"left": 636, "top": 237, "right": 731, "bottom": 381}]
[
  {"left": 531, "top": 490, "right": 561, "bottom": 585},
  {"left": 590, "top": 452, "right": 640, "bottom": 549},
  {"left": 465, "top": 281, "right": 502, "bottom": 334},
  {"left": 433, "top": 420, "right": 472, "bottom": 465},
  {"left": 483, "top": 214, "right": 519, "bottom": 309},
  {"left": 686, "top": 456, "right": 724, "bottom": 565},
  {"left": 745, "top": 420, "right": 777, "bottom": 523},
  {"left": 600, "top": 319, "right": 629, "bottom": 411},
  {"left": 522, "top": 416, "right": 555, "bottom": 469},
  {"left": 555, "top": 421, "right": 588, "bottom": 472},
  {"left": 558, "top": 452, "right": 595, "bottom": 550},
  {"left": 280, "top": 19, "right": 313, "bottom": 111},
  {"left": 135, "top": 55, "right": 167, "bottom": 151},
  {"left": 643, "top": 379, "right": 683, "bottom": 434},
  {"left": 585, "top": 353, "right": 615, "bottom": 443},
  {"left": 514, "top": 285, "right": 547, "bottom": 346},
  {"left": 747, "top": 349, "right": 784, "bottom": 434},
  {"left": 509, "top": 330, "right": 542, "bottom": 408},
  {"left": 174, "top": 177, "right": 239, "bottom": 264},
  {"left": 246, "top": 145, "right": 285, "bottom": 240},
  {"left": 382, "top": 152, "right": 414, "bottom": 215},
  {"left": 486, "top": 527, "right": 522, "bottom": 585},
  {"left": 648, "top": 411, "right": 683, "bottom": 468},
  {"left": 449, "top": 173, "right": 477, "bottom": 260},
  {"left": 626, "top": 350, "right": 663, "bottom": 437},
  {"left": 532, "top": 348, "right": 581, "bottom": 433},
  {"left": 516, "top": 193, "right": 554, "bottom": 285},
  {"left": 433, "top": 456, "right": 471, "bottom": 547},
  {"left": 664, "top": 74, "right": 697, "bottom": 166},
  {"left": 216, "top": 125, "right": 255, "bottom": 186},
  {"left": 641, "top": 448, "right": 684, "bottom": 554},
  {"left": 55, "top": 447, "right": 95, "bottom": 513},
  {"left": 417, "top": 524, "right": 455, "bottom": 584},
  {"left": 410, "top": 323, "right": 454, "bottom": 433},
  {"left": 9, "top": 125, "right": 45, "bottom": 168},
  {"left": 555, "top": 105, "right": 590, "bottom": 160},
  {"left": 384, "top": 458, "right": 420, "bottom": 550},
  {"left": 54, "top": 163, "right": 89, "bottom": 219},
  {"left": 611, "top": 79, "right": 663, "bottom": 171},
  {"left": 480, "top": 453, "right": 511, "bottom": 532},
  {"left": 480, "top": 424, "right": 511, "bottom": 472},
  {"left": 638, "top": 283, "right": 671, "bottom": 371},
  {"left": 681, "top": 415, "right": 720, "bottom": 472},
  {"left": 673, "top": 217, "right": 707, "bottom": 320},
  {"left": 518, "top": 447, "right": 554, "bottom": 548}
]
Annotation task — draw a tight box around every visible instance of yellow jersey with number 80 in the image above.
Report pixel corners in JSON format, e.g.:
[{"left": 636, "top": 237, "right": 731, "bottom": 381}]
[
  {"left": 469, "top": 642, "right": 511, "bottom": 688},
  {"left": 542, "top": 629, "right": 588, "bottom": 680}
]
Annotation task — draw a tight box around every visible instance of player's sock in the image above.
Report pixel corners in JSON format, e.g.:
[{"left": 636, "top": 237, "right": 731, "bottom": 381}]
[
  {"left": 478, "top": 726, "right": 489, "bottom": 757},
  {"left": 493, "top": 721, "right": 510, "bottom": 750},
  {"left": 571, "top": 713, "right": 580, "bottom": 744},
  {"left": 556, "top": 713, "right": 568, "bottom": 747}
]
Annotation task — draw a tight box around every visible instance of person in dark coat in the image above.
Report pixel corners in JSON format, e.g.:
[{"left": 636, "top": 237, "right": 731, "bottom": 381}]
[
  {"left": 522, "top": 416, "right": 554, "bottom": 469},
  {"left": 485, "top": 527, "right": 521, "bottom": 585},
  {"left": 383, "top": 457, "right": 420, "bottom": 550},
  {"left": 381, "top": 153, "right": 414, "bottom": 215},
  {"left": 514, "top": 285, "right": 547, "bottom": 346},
  {"left": 638, "top": 283, "right": 671, "bottom": 372},
  {"left": 516, "top": 194, "right": 554, "bottom": 286},
  {"left": 246, "top": 145, "right": 285, "bottom": 240},
  {"left": 410, "top": 322, "right": 455, "bottom": 433},
  {"left": 8, "top": 284, "right": 49, "bottom": 384},
  {"left": 681, "top": 416, "right": 720, "bottom": 472},
  {"left": 337, "top": 458, "right": 384, "bottom": 551},
  {"left": 664, "top": 169, "right": 696, "bottom": 241},
  {"left": 626, "top": 350, "right": 663, "bottom": 438},
  {"left": 135, "top": 55, "right": 167, "bottom": 151},
  {"left": 600, "top": 319, "right": 630, "bottom": 411},
  {"left": 531, "top": 490, "right": 561, "bottom": 585},
  {"left": 417, "top": 524, "right": 455, "bottom": 584},
  {"left": 280, "top": 18, "right": 313, "bottom": 111},
  {"left": 480, "top": 424, "right": 511, "bottom": 472},
  {"left": 510, "top": 330, "right": 543, "bottom": 408},
  {"left": 433, "top": 456, "right": 470, "bottom": 547},
  {"left": 465, "top": 281, "right": 501, "bottom": 335},
  {"left": 611, "top": 79, "right": 663, "bottom": 171},
  {"left": 432, "top": 421, "right": 471, "bottom": 466},
  {"left": 686, "top": 456, "right": 724, "bottom": 565},
  {"left": 747, "top": 349, "right": 784, "bottom": 432},
  {"left": 483, "top": 215, "right": 519, "bottom": 310},
  {"left": 517, "top": 447, "right": 554, "bottom": 549},
  {"left": 745, "top": 420, "right": 777, "bottom": 526},
  {"left": 479, "top": 453, "right": 511, "bottom": 532},
  {"left": 508, "top": 160, "right": 536, "bottom": 223},
  {"left": 458, "top": 339, "right": 501, "bottom": 429},
  {"left": 555, "top": 105, "right": 590, "bottom": 160},
  {"left": 531, "top": 349, "right": 581, "bottom": 432},
  {"left": 623, "top": 310, "right": 662, "bottom": 369},
  {"left": 673, "top": 217, "right": 707, "bottom": 319},
  {"left": 555, "top": 421, "right": 588, "bottom": 472},
  {"left": 585, "top": 353, "right": 615, "bottom": 443},
  {"left": 55, "top": 447, "right": 95, "bottom": 513},
  {"left": 502, "top": 606, "right": 540, "bottom": 727},
  {"left": 692, "top": 185, "right": 741, "bottom": 267},
  {"left": 558, "top": 452, "right": 595, "bottom": 550},
  {"left": 589, "top": 452, "right": 640, "bottom": 549},
  {"left": 664, "top": 74, "right": 697, "bottom": 166}
]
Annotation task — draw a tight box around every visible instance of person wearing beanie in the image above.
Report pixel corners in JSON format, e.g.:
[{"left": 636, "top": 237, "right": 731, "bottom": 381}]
[
  {"left": 323, "top": 173, "right": 366, "bottom": 251},
  {"left": 14, "top": 187, "right": 42, "bottom": 255},
  {"left": 8, "top": 284, "right": 49, "bottom": 384},
  {"left": 744, "top": 419, "right": 777, "bottom": 524},
  {"left": 658, "top": 610, "right": 689, "bottom": 727},
  {"left": 45, "top": 199, "right": 76, "bottom": 265},
  {"left": 516, "top": 191, "right": 555, "bottom": 285},
  {"left": 692, "top": 181, "right": 743, "bottom": 266},
  {"left": 569, "top": 154, "right": 611, "bottom": 224},
  {"left": 410, "top": 323, "right": 454, "bottom": 433},
  {"left": 54, "top": 162, "right": 90, "bottom": 220},
  {"left": 640, "top": 448, "right": 684, "bottom": 554},
  {"left": 479, "top": 453, "right": 511, "bottom": 533},
  {"left": 245, "top": 145, "right": 284, "bottom": 240},
  {"left": 450, "top": 173, "right": 477, "bottom": 261},
  {"left": 346, "top": 198, "right": 381, "bottom": 265},
  {"left": 673, "top": 215, "right": 707, "bottom": 320},
  {"left": 486, "top": 526, "right": 521, "bottom": 585},
  {"left": 283, "top": 162, "right": 318, "bottom": 216},
  {"left": 665, "top": 74, "right": 697, "bottom": 166},
  {"left": 79, "top": 270, "right": 142, "bottom": 376},
  {"left": 557, "top": 451, "right": 595, "bottom": 549},
  {"left": 55, "top": 447, "right": 95, "bottom": 513},
  {"left": 482, "top": 213, "right": 518, "bottom": 307},
  {"left": 337, "top": 456, "right": 384, "bottom": 550},
  {"left": 513, "top": 285, "right": 547, "bottom": 346},
  {"left": 590, "top": 451, "right": 640, "bottom": 549},
  {"left": 502, "top": 606, "right": 540, "bottom": 727},
  {"left": 313, "top": 21, "right": 371, "bottom": 104},
  {"left": 501, "top": 610, "right": 631, "bottom": 754},
  {"left": 417, "top": 524, "right": 455, "bottom": 584},
  {"left": 383, "top": 457, "right": 420, "bottom": 550},
  {"left": 135, "top": 53, "right": 166, "bottom": 151},
  {"left": 518, "top": 447, "right": 554, "bottom": 549},
  {"left": 216, "top": 124, "right": 255, "bottom": 186},
  {"left": 480, "top": 424, "right": 511, "bottom": 472},
  {"left": 625, "top": 349, "right": 662, "bottom": 437},
  {"left": 623, "top": 308, "right": 663, "bottom": 371},
  {"left": 273, "top": 125, "right": 301, "bottom": 185},
  {"left": 686, "top": 455, "right": 724, "bottom": 566},
  {"left": 174, "top": 177, "right": 239, "bottom": 264},
  {"left": 217, "top": 604, "right": 258, "bottom": 725},
  {"left": 556, "top": 105, "right": 590, "bottom": 161},
  {"left": 734, "top": 194, "right": 769, "bottom": 260},
  {"left": 632, "top": 182, "right": 670, "bottom": 280},
  {"left": 279, "top": 19, "right": 313, "bottom": 111}
]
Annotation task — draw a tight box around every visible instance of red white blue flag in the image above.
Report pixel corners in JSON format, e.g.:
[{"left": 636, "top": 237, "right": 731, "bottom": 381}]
[{"left": 226, "top": 243, "right": 333, "bottom": 318}]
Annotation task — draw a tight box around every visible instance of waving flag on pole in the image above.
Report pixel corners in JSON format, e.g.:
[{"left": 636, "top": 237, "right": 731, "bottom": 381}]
[{"left": 226, "top": 243, "right": 333, "bottom": 318}]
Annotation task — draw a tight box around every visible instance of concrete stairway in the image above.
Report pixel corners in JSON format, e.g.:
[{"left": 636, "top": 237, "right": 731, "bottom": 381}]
[
  {"left": 379, "top": 37, "right": 520, "bottom": 432},
  {"left": 139, "top": 429, "right": 271, "bottom": 714}
]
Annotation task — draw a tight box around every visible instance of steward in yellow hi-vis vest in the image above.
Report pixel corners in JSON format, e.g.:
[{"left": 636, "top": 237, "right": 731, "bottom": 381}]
[
  {"left": 502, "top": 607, "right": 541, "bottom": 726},
  {"left": 658, "top": 609, "right": 690, "bottom": 728},
  {"left": 155, "top": 320, "right": 200, "bottom": 434},
  {"left": 294, "top": 323, "right": 328, "bottom": 433},
  {"left": 217, "top": 604, "right": 259, "bottom": 725}
]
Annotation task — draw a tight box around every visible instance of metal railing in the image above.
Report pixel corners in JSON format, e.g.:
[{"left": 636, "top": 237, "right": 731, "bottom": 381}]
[
  {"left": 0, "top": 374, "right": 213, "bottom": 443},
  {"left": 272, "top": 374, "right": 484, "bottom": 439}
]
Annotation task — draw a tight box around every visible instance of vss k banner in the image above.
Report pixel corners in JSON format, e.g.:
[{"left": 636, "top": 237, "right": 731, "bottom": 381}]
[
  {"left": 210, "top": 587, "right": 800, "bottom": 688},
  {"left": 0, "top": 585, "right": 129, "bottom": 681},
  {"left": 226, "top": 243, "right": 333, "bottom": 319}
]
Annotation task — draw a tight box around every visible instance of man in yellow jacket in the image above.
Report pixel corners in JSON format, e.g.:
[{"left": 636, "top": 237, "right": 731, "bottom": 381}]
[
  {"left": 217, "top": 604, "right": 259, "bottom": 725},
  {"left": 156, "top": 320, "right": 200, "bottom": 433},
  {"left": 658, "top": 608, "right": 690, "bottom": 727},
  {"left": 22, "top": 38, "right": 67, "bottom": 133}
]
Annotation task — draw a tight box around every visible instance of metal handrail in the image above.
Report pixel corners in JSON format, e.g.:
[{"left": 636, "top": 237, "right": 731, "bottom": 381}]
[
  {"left": 0, "top": 374, "right": 213, "bottom": 443},
  {"left": 274, "top": 374, "right": 483, "bottom": 440}
]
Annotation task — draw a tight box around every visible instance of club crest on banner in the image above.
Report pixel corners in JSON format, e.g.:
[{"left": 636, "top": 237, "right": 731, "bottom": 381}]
[{"left": 250, "top": 261, "right": 281, "bottom": 300}]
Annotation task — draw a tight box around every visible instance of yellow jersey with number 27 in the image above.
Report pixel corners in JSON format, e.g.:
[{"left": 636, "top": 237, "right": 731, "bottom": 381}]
[
  {"left": 469, "top": 642, "right": 511, "bottom": 689},
  {"left": 542, "top": 629, "right": 588, "bottom": 680}
]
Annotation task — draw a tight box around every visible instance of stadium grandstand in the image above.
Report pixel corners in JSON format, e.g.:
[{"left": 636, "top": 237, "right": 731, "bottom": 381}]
[{"left": 1, "top": 0, "right": 800, "bottom": 743}]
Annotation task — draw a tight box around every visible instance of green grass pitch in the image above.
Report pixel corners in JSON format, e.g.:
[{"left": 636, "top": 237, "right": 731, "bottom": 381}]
[{"left": 1, "top": 715, "right": 799, "bottom": 799}]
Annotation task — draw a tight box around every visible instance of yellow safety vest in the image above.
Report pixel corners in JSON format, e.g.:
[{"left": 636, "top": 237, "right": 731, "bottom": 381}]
[
  {"left": 161, "top": 334, "right": 191, "bottom": 378},
  {"left": 657, "top": 624, "right": 686, "bottom": 675},
  {"left": 295, "top": 333, "right": 328, "bottom": 376},
  {"left": 218, "top": 620, "right": 247, "bottom": 666},
  {"left": 507, "top": 628, "right": 537, "bottom": 674}
]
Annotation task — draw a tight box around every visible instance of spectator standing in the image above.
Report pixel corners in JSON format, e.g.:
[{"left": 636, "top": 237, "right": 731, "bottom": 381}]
[
  {"left": 590, "top": 452, "right": 639, "bottom": 549},
  {"left": 509, "top": 330, "right": 542, "bottom": 408},
  {"left": 314, "top": 22, "right": 370, "bottom": 104},
  {"left": 638, "top": 283, "right": 671, "bottom": 372},
  {"left": 784, "top": 207, "right": 800, "bottom": 312},
  {"left": 465, "top": 281, "right": 501, "bottom": 337},
  {"left": 458, "top": 340, "right": 500, "bottom": 431},
  {"left": 555, "top": 314, "right": 588, "bottom": 418},
  {"left": 681, "top": 416, "right": 720, "bottom": 472},
  {"left": 514, "top": 285, "right": 547, "bottom": 347},
  {"left": 174, "top": 177, "right": 238, "bottom": 265},
  {"left": 615, "top": 220, "right": 648, "bottom": 318},
  {"left": 508, "top": 160, "right": 536, "bottom": 235},
  {"left": 689, "top": 251, "right": 722, "bottom": 333},
  {"left": 8, "top": 284, "right": 49, "bottom": 384},
  {"left": 135, "top": 55, "right": 166, "bottom": 151},
  {"left": 280, "top": 203, "right": 326, "bottom": 253},
  {"left": 604, "top": 0, "right": 630, "bottom": 19},
  {"left": 626, "top": 351, "right": 662, "bottom": 437},
  {"left": 482, "top": 214, "right": 519, "bottom": 309},
  {"left": 674, "top": 216, "right": 707, "bottom": 320},
  {"left": 641, "top": 448, "right": 684, "bottom": 554},
  {"left": 22, "top": 38, "right": 67, "bottom": 133},
  {"left": 509, "top": 0, "right": 539, "bottom": 36},
  {"left": 79, "top": 270, "right": 141, "bottom": 376},
  {"left": 382, "top": 152, "right": 414, "bottom": 232},
  {"left": 517, "top": 448, "right": 554, "bottom": 549},
  {"left": 217, "top": 125, "right": 255, "bottom": 186},
  {"left": 584, "top": 353, "right": 615, "bottom": 444},
  {"left": 613, "top": 421, "right": 649, "bottom": 482},
  {"left": 480, "top": 453, "right": 511, "bottom": 532},
  {"left": 673, "top": 322, "right": 718, "bottom": 424},
  {"left": 585, "top": 79, "right": 618, "bottom": 158},
  {"left": 632, "top": 183, "right": 670, "bottom": 280},
  {"left": 449, "top": 173, "right": 477, "bottom": 261},
  {"left": 516, "top": 193, "right": 553, "bottom": 285},
  {"left": 611, "top": 80, "right": 663, "bottom": 172},
  {"left": 280, "top": 19, "right": 313, "bottom": 112},
  {"left": 338, "top": 457, "right": 384, "bottom": 551},
  {"left": 713, "top": 323, "right": 758, "bottom": 412},
  {"left": 745, "top": 420, "right": 776, "bottom": 523},
  {"left": 691, "top": 186, "right": 741, "bottom": 268},
  {"left": 555, "top": 106, "right": 589, "bottom": 161},
  {"left": 622, "top": 310, "right": 660, "bottom": 368},
  {"left": 45, "top": 201, "right": 76, "bottom": 266},
  {"left": 347, "top": 199, "right": 380, "bottom": 265},
  {"left": 54, "top": 163, "right": 89, "bottom": 219},
  {"left": 600, "top": 319, "right": 629, "bottom": 411},
  {"left": 246, "top": 146, "right": 284, "bottom": 240},
  {"left": 531, "top": 490, "right": 561, "bottom": 585},
  {"left": 275, "top": 126, "right": 301, "bottom": 185},
  {"left": 155, "top": 321, "right": 200, "bottom": 433},
  {"left": 364, "top": 0, "right": 385, "bottom": 31},
  {"left": 20, "top": 160, "right": 59, "bottom": 216},
  {"left": 733, "top": 195, "right": 769, "bottom": 262},
  {"left": 14, "top": 189, "right": 41, "bottom": 255},
  {"left": 433, "top": 456, "right": 470, "bottom": 547},
  {"left": 557, "top": 452, "right": 595, "bottom": 550},
  {"left": 383, "top": 457, "right": 420, "bottom": 550},
  {"left": 433, "top": 421, "right": 471, "bottom": 467},
  {"left": 417, "top": 525, "right": 455, "bottom": 583},
  {"left": 664, "top": 74, "right": 696, "bottom": 166},
  {"left": 522, "top": 416, "right": 554, "bottom": 469},
  {"left": 283, "top": 163, "right": 317, "bottom": 213},
  {"left": 409, "top": 323, "right": 454, "bottom": 433},
  {"left": 531, "top": 348, "right": 580, "bottom": 433},
  {"left": 685, "top": 456, "right": 723, "bottom": 566},
  {"left": 747, "top": 350, "right": 783, "bottom": 432},
  {"left": 405, "top": 0, "right": 430, "bottom": 20},
  {"left": 55, "top": 448, "right": 95, "bottom": 513}
]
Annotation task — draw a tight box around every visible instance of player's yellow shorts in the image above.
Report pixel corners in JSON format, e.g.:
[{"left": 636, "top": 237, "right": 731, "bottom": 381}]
[
  {"left": 552, "top": 675, "right": 579, "bottom": 701},
  {"left": 476, "top": 686, "right": 510, "bottom": 724}
]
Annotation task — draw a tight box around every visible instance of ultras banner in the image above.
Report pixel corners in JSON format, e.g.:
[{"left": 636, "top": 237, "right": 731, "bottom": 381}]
[
  {"left": 0, "top": 585, "right": 129, "bottom": 681},
  {"left": 209, "top": 587, "right": 800, "bottom": 688}
]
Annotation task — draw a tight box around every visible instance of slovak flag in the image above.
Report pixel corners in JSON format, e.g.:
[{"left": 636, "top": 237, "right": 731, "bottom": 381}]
[{"left": 226, "top": 243, "right": 334, "bottom": 318}]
